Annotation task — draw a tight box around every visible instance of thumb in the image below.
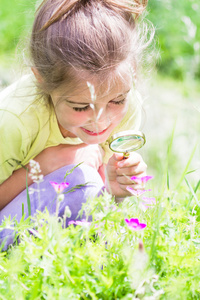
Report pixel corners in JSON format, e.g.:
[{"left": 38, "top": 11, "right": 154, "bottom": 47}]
[
  {"left": 108, "top": 152, "right": 124, "bottom": 166},
  {"left": 113, "top": 152, "right": 124, "bottom": 161}
]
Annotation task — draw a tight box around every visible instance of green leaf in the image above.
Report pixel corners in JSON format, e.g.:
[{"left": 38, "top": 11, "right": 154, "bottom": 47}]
[{"left": 26, "top": 170, "right": 31, "bottom": 216}]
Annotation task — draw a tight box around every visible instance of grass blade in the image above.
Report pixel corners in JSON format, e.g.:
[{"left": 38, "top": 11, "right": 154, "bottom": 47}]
[
  {"left": 185, "top": 177, "right": 200, "bottom": 207},
  {"left": 194, "top": 180, "right": 200, "bottom": 193},
  {"left": 26, "top": 171, "right": 31, "bottom": 216},
  {"left": 176, "top": 143, "right": 197, "bottom": 189},
  {"left": 167, "top": 169, "right": 170, "bottom": 190},
  {"left": 64, "top": 162, "right": 83, "bottom": 181},
  {"left": 22, "top": 203, "right": 24, "bottom": 217},
  {"left": 64, "top": 182, "right": 90, "bottom": 194},
  {"left": 161, "top": 125, "right": 175, "bottom": 193}
]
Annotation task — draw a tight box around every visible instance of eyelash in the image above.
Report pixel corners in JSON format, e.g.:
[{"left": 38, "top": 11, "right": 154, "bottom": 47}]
[
  {"left": 111, "top": 99, "right": 126, "bottom": 105},
  {"left": 72, "top": 98, "right": 126, "bottom": 112},
  {"left": 73, "top": 106, "right": 90, "bottom": 112}
]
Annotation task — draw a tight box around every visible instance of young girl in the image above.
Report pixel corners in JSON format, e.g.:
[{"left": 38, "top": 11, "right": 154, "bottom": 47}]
[{"left": 0, "top": 0, "right": 153, "bottom": 230}]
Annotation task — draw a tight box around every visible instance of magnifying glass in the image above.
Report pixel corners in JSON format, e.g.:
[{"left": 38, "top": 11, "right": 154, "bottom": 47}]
[{"left": 108, "top": 130, "right": 146, "bottom": 158}]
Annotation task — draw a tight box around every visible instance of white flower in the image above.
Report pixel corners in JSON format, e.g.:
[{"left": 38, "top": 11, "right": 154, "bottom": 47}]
[{"left": 29, "top": 160, "right": 44, "bottom": 183}]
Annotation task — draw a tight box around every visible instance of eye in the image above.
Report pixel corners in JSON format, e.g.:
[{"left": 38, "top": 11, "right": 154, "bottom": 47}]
[
  {"left": 72, "top": 105, "right": 90, "bottom": 112},
  {"left": 110, "top": 98, "right": 126, "bottom": 105}
]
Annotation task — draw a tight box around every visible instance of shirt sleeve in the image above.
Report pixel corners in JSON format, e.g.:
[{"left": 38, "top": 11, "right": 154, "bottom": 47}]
[{"left": 0, "top": 111, "right": 29, "bottom": 184}]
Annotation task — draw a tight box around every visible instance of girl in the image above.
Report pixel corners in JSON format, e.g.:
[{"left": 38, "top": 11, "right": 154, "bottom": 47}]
[{"left": 0, "top": 0, "right": 153, "bottom": 228}]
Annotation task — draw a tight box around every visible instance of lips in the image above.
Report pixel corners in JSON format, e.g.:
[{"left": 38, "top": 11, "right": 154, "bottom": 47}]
[{"left": 81, "top": 127, "right": 108, "bottom": 136}]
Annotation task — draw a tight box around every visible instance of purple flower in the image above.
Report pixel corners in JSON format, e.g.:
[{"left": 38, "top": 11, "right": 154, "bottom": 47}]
[
  {"left": 131, "top": 176, "right": 154, "bottom": 185},
  {"left": 68, "top": 219, "right": 91, "bottom": 226},
  {"left": 125, "top": 218, "right": 147, "bottom": 231},
  {"left": 126, "top": 187, "right": 151, "bottom": 198},
  {"left": 50, "top": 181, "right": 69, "bottom": 193}
]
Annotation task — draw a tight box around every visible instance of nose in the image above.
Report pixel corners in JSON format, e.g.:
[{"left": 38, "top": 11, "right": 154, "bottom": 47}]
[{"left": 90, "top": 106, "right": 111, "bottom": 129}]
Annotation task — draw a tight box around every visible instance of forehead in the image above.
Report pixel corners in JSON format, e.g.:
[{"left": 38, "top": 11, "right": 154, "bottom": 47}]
[{"left": 57, "top": 70, "right": 132, "bottom": 102}]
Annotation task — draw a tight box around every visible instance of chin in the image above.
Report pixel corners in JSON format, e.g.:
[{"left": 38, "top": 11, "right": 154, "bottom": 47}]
[{"left": 80, "top": 134, "right": 109, "bottom": 145}]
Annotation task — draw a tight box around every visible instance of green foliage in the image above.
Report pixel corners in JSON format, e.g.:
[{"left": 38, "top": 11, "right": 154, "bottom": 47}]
[
  {"left": 0, "top": 0, "right": 35, "bottom": 56},
  {"left": 0, "top": 0, "right": 200, "bottom": 80},
  {"left": 0, "top": 171, "right": 200, "bottom": 299},
  {"left": 148, "top": 0, "right": 200, "bottom": 80}
]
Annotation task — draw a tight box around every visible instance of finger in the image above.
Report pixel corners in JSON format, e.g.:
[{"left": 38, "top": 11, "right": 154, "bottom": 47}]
[
  {"left": 116, "top": 162, "right": 147, "bottom": 176},
  {"left": 117, "top": 152, "right": 141, "bottom": 168},
  {"left": 116, "top": 175, "right": 144, "bottom": 188},
  {"left": 116, "top": 183, "right": 144, "bottom": 193},
  {"left": 107, "top": 153, "right": 124, "bottom": 167},
  {"left": 114, "top": 152, "right": 124, "bottom": 161}
]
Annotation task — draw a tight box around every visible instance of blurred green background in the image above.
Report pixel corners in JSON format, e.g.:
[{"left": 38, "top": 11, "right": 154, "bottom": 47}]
[
  {"left": 0, "top": 0, "right": 199, "bottom": 185},
  {"left": 148, "top": 0, "right": 200, "bottom": 80},
  {"left": 0, "top": 0, "right": 199, "bottom": 81},
  {"left": 0, "top": 0, "right": 35, "bottom": 62}
]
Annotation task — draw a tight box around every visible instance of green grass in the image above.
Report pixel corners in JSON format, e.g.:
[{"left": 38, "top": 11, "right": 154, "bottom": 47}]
[{"left": 0, "top": 151, "right": 199, "bottom": 299}]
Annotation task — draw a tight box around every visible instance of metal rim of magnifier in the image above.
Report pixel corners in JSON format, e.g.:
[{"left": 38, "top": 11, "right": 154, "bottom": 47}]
[{"left": 108, "top": 130, "right": 146, "bottom": 153}]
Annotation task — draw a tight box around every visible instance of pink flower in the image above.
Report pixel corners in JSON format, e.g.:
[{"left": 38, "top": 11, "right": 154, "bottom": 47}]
[
  {"left": 142, "top": 196, "right": 156, "bottom": 206},
  {"left": 50, "top": 181, "right": 69, "bottom": 194},
  {"left": 126, "top": 187, "right": 151, "bottom": 197},
  {"left": 68, "top": 219, "right": 91, "bottom": 226},
  {"left": 125, "top": 218, "right": 147, "bottom": 230},
  {"left": 140, "top": 197, "right": 156, "bottom": 211},
  {"left": 131, "top": 175, "right": 154, "bottom": 185}
]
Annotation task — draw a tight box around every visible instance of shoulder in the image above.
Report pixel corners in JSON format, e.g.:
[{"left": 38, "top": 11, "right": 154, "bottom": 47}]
[
  {"left": 0, "top": 74, "right": 51, "bottom": 137},
  {"left": 0, "top": 74, "right": 35, "bottom": 102}
]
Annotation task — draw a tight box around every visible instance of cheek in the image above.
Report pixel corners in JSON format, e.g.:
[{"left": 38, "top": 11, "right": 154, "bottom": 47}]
[
  {"left": 57, "top": 107, "right": 89, "bottom": 127},
  {"left": 109, "top": 104, "right": 129, "bottom": 123},
  {"left": 120, "top": 101, "right": 129, "bottom": 119}
]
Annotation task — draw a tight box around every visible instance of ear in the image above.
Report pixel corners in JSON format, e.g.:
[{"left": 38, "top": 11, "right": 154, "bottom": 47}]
[{"left": 31, "top": 67, "right": 43, "bottom": 83}]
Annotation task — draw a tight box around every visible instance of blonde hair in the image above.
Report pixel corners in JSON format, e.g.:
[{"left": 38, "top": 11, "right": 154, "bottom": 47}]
[
  {"left": 30, "top": 0, "right": 153, "bottom": 95},
  {"left": 29, "top": 0, "right": 155, "bottom": 162}
]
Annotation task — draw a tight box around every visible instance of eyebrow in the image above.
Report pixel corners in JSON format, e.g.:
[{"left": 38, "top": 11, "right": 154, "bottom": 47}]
[{"left": 65, "top": 90, "right": 130, "bottom": 106}]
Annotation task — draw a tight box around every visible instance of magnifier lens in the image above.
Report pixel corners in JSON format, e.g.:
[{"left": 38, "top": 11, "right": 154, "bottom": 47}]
[
  {"left": 110, "top": 136, "right": 144, "bottom": 152},
  {"left": 109, "top": 131, "right": 145, "bottom": 153}
]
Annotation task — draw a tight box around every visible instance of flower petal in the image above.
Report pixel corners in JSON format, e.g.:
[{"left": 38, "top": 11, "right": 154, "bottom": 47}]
[
  {"left": 50, "top": 181, "right": 69, "bottom": 193},
  {"left": 142, "top": 197, "right": 156, "bottom": 204},
  {"left": 126, "top": 187, "right": 149, "bottom": 197},
  {"left": 68, "top": 219, "right": 91, "bottom": 226},
  {"left": 125, "top": 218, "right": 147, "bottom": 230},
  {"left": 131, "top": 175, "right": 154, "bottom": 184}
]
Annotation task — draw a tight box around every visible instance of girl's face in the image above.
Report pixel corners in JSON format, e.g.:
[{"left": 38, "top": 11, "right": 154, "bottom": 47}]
[{"left": 51, "top": 76, "right": 132, "bottom": 144}]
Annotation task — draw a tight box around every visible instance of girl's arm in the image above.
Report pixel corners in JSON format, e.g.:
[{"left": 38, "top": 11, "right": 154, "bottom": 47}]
[
  {"left": 0, "top": 167, "right": 33, "bottom": 210},
  {"left": 0, "top": 143, "right": 103, "bottom": 210}
]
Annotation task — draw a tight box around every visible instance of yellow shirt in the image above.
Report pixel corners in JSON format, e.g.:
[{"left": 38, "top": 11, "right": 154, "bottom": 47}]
[{"left": 0, "top": 74, "right": 141, "bottom": 184}]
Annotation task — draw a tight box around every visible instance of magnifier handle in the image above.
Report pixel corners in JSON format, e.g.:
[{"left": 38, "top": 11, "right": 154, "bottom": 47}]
[{"left": 123, "top": 151, "right": 130, "bottom": 159}]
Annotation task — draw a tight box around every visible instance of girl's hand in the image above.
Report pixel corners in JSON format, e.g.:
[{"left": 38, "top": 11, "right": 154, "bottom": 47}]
[{"left": 105, "top": 152, "right": 147, "bottom": 198}]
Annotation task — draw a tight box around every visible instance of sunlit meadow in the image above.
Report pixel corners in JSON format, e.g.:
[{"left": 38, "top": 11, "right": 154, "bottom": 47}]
[
  {"left": 0, "top": 146, "right": 200, "bottom": 299},
  {"left": 0, "top": 0, "right": 200, "bottom": 298}
]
